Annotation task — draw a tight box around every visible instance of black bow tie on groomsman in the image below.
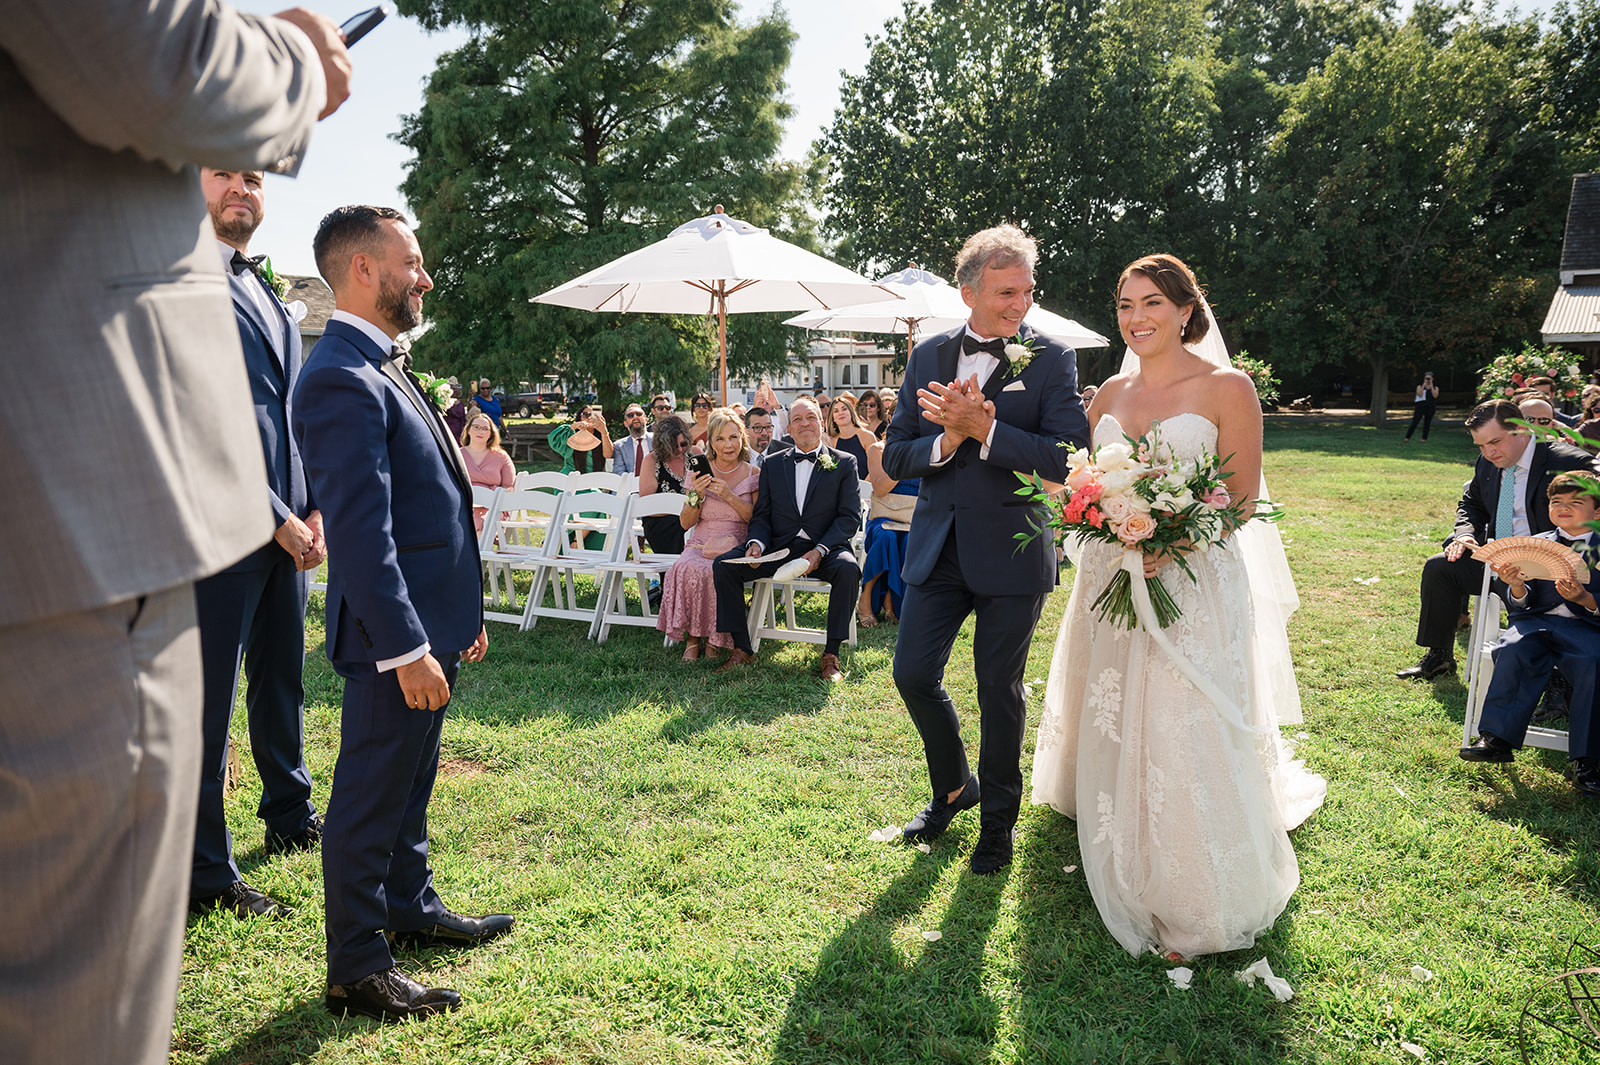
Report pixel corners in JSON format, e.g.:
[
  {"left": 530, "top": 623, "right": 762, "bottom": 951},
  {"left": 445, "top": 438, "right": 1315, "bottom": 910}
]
[
  {"left": 230, "top": 250, "right": 267, "bottom": 276},
  {"left": 389, "top": 343, "right": 411, "bottom": 371},
  {"left": 962, "top": 335, "right": 1006, "bottom": 357},
  {"left": 794, "top": 450, "right": 818, "bottom": 464}
]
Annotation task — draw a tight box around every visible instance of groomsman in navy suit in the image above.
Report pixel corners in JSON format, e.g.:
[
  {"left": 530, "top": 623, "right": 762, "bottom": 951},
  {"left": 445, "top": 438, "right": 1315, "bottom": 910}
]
[
  {"left": 713, "top": 397, "right": 862, "bottom": 682},
  {"left": 189, "top": 168, "right": 323, "bottom": 920},
  {"left": 294, "top": 206, "right": 510, "bottom": 1023},
  {"left": 885, "top": 225, "right": 1088, "bottom": 875}
]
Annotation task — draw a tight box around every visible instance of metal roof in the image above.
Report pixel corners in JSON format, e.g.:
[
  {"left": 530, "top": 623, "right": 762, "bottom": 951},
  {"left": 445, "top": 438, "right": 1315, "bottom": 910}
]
[
  {"left": 1561, "top": 173, "right": 1600, "bottom": 278},
  {"left": 1541, "top": 284, "right": 1600, "bottom": 342}
]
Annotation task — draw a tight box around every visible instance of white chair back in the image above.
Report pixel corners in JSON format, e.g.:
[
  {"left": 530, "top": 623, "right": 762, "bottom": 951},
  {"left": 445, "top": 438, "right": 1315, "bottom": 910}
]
[{"left": 515, "top": 470, "right": 571, "bottom": 493}]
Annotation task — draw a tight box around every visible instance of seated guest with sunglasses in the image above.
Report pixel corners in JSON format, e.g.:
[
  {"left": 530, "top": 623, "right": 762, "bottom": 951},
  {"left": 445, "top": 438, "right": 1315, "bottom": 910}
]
[{"left": 1518, "top": 393, "right": 1557, "bottom": 431}]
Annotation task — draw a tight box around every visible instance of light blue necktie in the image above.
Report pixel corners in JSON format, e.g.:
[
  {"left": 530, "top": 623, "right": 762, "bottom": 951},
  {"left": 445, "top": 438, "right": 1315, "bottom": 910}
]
[{"left": 1494, "top": 467, "right": 1516, "bottom": 540}]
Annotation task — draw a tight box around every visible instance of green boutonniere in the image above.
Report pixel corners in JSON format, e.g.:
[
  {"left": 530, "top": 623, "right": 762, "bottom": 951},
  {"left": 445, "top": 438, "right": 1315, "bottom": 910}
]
[
  {"left": 1003, "top": 335, "right": 1040, "bottom": 376},
  {"left": 415, "top": 371, "right": 455, "bottom": 412},
  {"left": 257, "top": 255, "right": 289, "bottom": 302}
]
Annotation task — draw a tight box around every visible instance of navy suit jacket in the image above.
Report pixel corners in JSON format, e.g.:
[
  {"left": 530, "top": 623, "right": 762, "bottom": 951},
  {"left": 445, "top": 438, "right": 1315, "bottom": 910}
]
[
  {"left": 1452, "top": 440, "right": 1597, "bottom": 546},
  {"left": 225, "top": 264, "right": 312, "bottom": 572},
  {"left": 292, "top": 320, "right": 482, "bottom": 665},
  {"left": 747, "top": 444, "right": 860, "bottom": 557},
  {"left": 883, "top": 322, "right": 1088, "bottom": 596}
]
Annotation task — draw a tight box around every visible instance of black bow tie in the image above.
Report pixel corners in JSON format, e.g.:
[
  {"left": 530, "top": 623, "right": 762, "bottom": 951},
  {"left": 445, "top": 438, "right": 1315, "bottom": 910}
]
[
  {"left": 389, "top": 345, "right": 410, "bottom": 371},
  {"left": 962, "top": 334, "right": 1006, "bottom": 357},
  {"left": 794, "top": 450, "right": 818, "bottom": 464},
  {"left": 230, "top": 250, "right": 267, "bottom": 276}
]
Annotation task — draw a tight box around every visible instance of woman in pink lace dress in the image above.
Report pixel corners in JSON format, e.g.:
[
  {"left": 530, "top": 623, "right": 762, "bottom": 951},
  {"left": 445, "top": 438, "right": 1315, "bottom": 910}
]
[{"left": 657, "top": 409, "right": 759, "bottom": 660}]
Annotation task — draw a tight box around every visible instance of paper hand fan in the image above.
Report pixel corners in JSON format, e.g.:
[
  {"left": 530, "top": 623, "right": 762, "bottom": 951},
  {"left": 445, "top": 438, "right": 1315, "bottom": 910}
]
[{"left": 1470, "top": 536, "right": 1589, "bottom": 582}]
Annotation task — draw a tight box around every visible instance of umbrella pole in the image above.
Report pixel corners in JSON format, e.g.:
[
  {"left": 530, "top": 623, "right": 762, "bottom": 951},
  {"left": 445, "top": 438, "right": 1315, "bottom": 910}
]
[{"left": 718, "top": 289, "right": 729, "bottom": 405}]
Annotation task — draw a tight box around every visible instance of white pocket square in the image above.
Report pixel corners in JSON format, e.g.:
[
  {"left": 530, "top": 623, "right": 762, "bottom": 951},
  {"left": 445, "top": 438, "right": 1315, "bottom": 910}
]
[{"left": 1001, "top": 380, "right": 1027, "bottom": 393}]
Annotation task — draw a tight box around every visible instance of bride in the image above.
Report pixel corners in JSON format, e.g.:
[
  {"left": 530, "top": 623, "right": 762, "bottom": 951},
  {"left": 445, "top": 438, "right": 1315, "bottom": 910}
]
[{"left": 1030, "top": 253, "right": 1326, "bottom": 959}]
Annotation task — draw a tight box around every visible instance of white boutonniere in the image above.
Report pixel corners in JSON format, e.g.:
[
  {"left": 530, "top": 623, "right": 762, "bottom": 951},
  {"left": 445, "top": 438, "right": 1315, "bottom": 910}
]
[
  {"left": 415, "top": 371, "right": 454, "bottom": 412},
  {"left": 1003, "top": 335, "right": 1040, "bottom": 376},
  {"left": 817, "top": 453, "right": 838, "bottom": 471}
]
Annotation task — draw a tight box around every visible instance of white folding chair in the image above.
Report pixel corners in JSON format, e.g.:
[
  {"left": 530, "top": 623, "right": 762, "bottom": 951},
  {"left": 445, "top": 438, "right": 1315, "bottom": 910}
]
[
  {"left": 1462, "top": 565, "right": 1570, "bottom": 752},
  {"left": 480, "top": 487, "right": 565, "bottom": 624},
  {"left": 589, "top": 492, "right": 686, "bottom": 642},
  {"left": 521, "top": 490, "right": 634, "bottom": 630}
]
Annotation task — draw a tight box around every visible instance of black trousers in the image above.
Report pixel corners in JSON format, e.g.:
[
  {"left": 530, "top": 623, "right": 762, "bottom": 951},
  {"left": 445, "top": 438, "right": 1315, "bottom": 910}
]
[
  {"left": 1405, "top": 404, "right": 1436, "bottom": 440},
  {"left": 1416, "top": 550, "right": 1483, "bottom": 651},
  {"left": 892, "top": 527, "right": 1046, "bottom": 828},
  {"left": 713, "top": 545, "right": 860, "bottom": 653}
]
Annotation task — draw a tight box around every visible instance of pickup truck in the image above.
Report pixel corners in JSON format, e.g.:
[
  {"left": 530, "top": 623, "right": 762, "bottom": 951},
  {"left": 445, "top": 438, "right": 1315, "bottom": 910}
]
[{"left": 506, "top": 391, "right": 565, "bottom": 418}]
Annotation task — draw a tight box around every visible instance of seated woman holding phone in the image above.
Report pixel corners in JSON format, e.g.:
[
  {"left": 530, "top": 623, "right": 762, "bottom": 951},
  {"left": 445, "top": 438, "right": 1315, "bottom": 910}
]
[{"left": 656, "top": 409, "right": 758, "bottom": 660}]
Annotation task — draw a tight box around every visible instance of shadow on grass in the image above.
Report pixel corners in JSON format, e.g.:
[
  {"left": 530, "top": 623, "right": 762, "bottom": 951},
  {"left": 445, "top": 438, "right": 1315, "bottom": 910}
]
[
  {"left": 1012, "top": 810, "right": 1295, "bottom": 1064},
  {"left": 771, "top": 843, "right": 1005, "bottom": 1064},
  {"left": 196, "top": 998, "right": 331, "bottom": 1065}
]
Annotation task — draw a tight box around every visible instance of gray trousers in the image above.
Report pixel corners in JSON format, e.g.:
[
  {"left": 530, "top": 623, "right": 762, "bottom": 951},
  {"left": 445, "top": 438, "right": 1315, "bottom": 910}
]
[{"left": 0, "top": 584, "right": 202, "bottom": 1065}]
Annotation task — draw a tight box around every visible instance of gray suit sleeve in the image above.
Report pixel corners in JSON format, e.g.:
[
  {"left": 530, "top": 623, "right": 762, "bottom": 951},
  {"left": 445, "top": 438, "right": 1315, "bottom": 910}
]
[{"left": 0, "top": 0, "right": 324, "bottom": 174}]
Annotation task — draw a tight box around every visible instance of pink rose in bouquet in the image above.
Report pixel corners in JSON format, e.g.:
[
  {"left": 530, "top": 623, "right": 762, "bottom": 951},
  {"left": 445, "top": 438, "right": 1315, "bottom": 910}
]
[
  {"left": 1117, "top": 512, "right": 1157, "bottom": 545},
  {"left": 1200, "top": 485, "right": 1231, "bottom": 509}
]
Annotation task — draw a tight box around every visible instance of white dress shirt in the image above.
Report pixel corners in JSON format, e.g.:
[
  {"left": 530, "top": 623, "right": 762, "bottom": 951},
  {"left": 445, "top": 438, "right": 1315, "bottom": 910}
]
[{"left": 931, "top": 326, "right": 1003, "bottom": 464}]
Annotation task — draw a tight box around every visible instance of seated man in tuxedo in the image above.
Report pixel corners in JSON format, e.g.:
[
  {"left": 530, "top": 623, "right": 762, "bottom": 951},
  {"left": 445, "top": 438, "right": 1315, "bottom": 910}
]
[
  {"left": 1462, "top": 473, "right": 1600, "bottom": 796},
  {"left": 294, "top": 205, "right": 511, "bottom": 1023},
  {"left": 713, "top": 397, "right": 861, "bottom": 682},
  {"left": 1399, "top": 400, "right": 1596, "bottom": 680}
]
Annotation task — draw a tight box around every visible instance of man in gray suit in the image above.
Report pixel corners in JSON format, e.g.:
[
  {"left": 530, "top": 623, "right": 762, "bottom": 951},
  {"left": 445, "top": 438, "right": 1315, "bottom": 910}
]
[{"left": 0, "top": 5, "right": 348, "bottom": 1064}]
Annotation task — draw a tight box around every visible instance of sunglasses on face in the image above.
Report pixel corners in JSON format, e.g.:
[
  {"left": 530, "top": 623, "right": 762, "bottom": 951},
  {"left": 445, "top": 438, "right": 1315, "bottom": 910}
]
[
  {"left": 693, "top": 402, "right": 712, "bottom": 409},
  {"left": 1529, "top": 416, "right": 1554, "bottom": 425}
]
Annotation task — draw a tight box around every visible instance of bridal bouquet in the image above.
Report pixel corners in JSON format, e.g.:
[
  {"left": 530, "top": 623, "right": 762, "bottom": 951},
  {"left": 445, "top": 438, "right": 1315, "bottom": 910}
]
[{"left": 1015, "top": 422, "right": 1277, "bottom": 630}]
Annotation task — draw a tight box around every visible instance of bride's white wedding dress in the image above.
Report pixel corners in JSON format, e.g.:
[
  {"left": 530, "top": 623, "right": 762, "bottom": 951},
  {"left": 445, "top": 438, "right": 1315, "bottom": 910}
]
[{"left": 1031, "top": 412, "right": 1326, "bottom": 958}]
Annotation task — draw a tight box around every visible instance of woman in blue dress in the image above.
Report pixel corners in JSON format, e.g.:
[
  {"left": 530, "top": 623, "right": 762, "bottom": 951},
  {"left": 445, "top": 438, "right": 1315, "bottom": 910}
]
[{"left": 858, "top": 437, "right": 918, "bottom": 626}]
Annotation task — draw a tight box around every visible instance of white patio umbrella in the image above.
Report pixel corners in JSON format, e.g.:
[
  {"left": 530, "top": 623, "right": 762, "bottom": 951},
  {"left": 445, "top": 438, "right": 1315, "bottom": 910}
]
[
  {"left": 784, "top": 267, "right": 1112, "bottom": 350},
  {"left": 532, "top": 207, "right": 896, "bottom": 402}
]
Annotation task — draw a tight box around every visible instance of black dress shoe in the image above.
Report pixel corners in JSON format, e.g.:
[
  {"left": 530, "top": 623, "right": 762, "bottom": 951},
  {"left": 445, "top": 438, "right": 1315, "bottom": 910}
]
[
  {"left": 325, "top": 966, "right": 460, "bottom": 1021},
  {"left": 265, "top": 813, "right": 323, "bottom": 856},
  {"left": 1571, "top": 758, "right": 1600, "bottom": 797},
  {"left": 1397, "top": 649, "right": 1456, "bottom": 680},
  {"left": 1460, "top": 733, "right": 1516, "bottom": 763},
  {"left": 903, "top": 774, "right": 980, "bottom": 843},
  {"left": 190, "top": 880, "right": 293, "bottom": 919},
  {"left": 389, "top": 910, "right": 515, "bottom": 950},
  {"left": 969, "top": 822, "right": 1015, "bottom": 875}
]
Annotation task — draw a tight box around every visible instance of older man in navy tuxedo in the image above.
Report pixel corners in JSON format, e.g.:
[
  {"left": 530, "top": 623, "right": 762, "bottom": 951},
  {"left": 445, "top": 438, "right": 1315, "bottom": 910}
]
[
  {"left": 189, "top": 167, "right": 324, "bottom": 921},
  {"left": 713, "top": 397, "right": 861, "bottom": 682},
  {"left": 294, "top": 206, "right": 511, "bottom": 1023},
  {"left": 885, "top": 225, "right": 1088, "bottom": 875}
]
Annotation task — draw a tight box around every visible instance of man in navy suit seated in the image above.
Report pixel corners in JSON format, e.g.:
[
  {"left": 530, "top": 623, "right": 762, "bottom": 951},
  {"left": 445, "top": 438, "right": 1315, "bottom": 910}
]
[
  {"left": 293, "top": 205, "right": 511, "bottom": 1023},
  {"left": 713, "top": 397, "right": 861, "bottom": 682},
  {"left": 1462, "top": 472, "right": 1600, "bottom": 796},
  {"left": 189, "top": 167, "right": 325, "bottom": 921}
]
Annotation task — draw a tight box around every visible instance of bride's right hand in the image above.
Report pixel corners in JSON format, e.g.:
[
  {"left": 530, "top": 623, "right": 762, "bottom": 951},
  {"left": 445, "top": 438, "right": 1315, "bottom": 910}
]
[{"left": 1142, "top": 540, "right": 1191, "bottom": 577}]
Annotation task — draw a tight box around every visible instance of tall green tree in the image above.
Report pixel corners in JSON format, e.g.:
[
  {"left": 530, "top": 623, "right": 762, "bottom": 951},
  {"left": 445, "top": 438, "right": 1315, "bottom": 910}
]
[
  {"left": 395, "top": 0, "right": 807, "bottom": 416},
  {"left": 1251, "top": 5, "right": 1560, "bottom": 422}
]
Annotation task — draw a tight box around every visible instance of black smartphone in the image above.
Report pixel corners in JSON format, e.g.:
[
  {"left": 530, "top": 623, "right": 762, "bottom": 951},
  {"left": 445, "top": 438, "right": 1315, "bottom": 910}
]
[
  {"left": 688, "top": 454, "right": 713, "bottom": 479},
  {"left": 340, "top": 4, "right": 390, "bottom": 46}
]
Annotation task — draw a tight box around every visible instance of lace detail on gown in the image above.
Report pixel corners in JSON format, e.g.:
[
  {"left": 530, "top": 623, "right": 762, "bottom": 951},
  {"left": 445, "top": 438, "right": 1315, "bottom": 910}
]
[{"left": 1031, "top": 413, "right": 1326, "bottom": 958}]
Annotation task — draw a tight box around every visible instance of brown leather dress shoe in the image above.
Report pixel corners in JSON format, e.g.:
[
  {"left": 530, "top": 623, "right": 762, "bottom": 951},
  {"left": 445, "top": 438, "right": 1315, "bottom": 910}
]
[
  {"left": 715, "top": 648, "right": 755, "bottom": 673},
  {"left": 325, "top": 967, "right": 460, "bottom": 1021},
  {"left": 818, "top": 653, "right": 844, "bottom": 682}
]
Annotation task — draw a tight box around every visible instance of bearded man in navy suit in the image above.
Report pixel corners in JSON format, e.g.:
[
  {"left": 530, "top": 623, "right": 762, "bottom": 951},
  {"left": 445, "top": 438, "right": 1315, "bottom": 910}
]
[
  {"left": 293, "top": 206, "right": 511, "bottom": 1023},
  {"left": 884, "top": 225, "right": 1089, "bottom": 875},
  {"left": 189, "top": 167, "right": 324, "bottom": 921},
  {"left": 713, "top": 397, "right": 862, "bottom": 682}
]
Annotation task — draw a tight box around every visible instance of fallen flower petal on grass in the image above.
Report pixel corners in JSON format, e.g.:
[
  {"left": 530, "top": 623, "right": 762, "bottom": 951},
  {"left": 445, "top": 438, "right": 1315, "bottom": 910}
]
[
  {"left": 916, "top": 842, "right": 931, "bottom": 853},
  {"left": 1235, "top": 958, "right": 1294, "bottom": 1001},
  {"left": 921, "top": 930, "right": 942, "bottom": 942},
  {"left": 1354, "top": 576, "right": 1380, "bottom": 585},
  {"left": 1063, "top": 865, "right": 1078, "bottom": 874},
  {"left": 867, "top": 826, "right": 902, "bottom": 843},
  {"left": 1166, "top": 966, "right": 1194, "bottom": 990},
  {"left": 1400, "top": 1042, "right": 1427, "bottom": 1059},
  {"left": 1410, "top": 965, "right": 1434, "bottom": 982}
]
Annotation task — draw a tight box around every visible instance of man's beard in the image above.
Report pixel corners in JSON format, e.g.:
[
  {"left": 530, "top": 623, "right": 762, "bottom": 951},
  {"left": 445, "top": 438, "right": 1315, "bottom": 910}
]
[
  {"left": 210, "top": 200, "right": 260, "bottom": 245},
  {"left": 377, "top": 271, "right": 423, "bottom": 332}
]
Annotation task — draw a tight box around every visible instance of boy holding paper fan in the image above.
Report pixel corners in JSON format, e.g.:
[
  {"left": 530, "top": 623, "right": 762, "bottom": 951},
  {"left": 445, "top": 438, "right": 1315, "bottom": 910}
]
[{"left": 1462, "top": 472, "right": 1600, "bottom": 796}]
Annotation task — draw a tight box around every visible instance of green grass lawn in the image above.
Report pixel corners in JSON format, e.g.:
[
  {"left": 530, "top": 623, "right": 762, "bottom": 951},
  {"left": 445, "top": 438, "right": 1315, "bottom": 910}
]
[{"left": 174, "top": 422, "right": 1600, "bottom": 1064}]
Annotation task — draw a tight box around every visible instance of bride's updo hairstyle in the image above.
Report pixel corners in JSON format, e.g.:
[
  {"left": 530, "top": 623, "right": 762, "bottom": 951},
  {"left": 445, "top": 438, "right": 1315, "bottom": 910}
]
[
  {"left": 1116, "top": 253, "right": 1210, "bottom": 345},
  {"left": 954, "top": 224, "right": 1038, "bottom": 291}
]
